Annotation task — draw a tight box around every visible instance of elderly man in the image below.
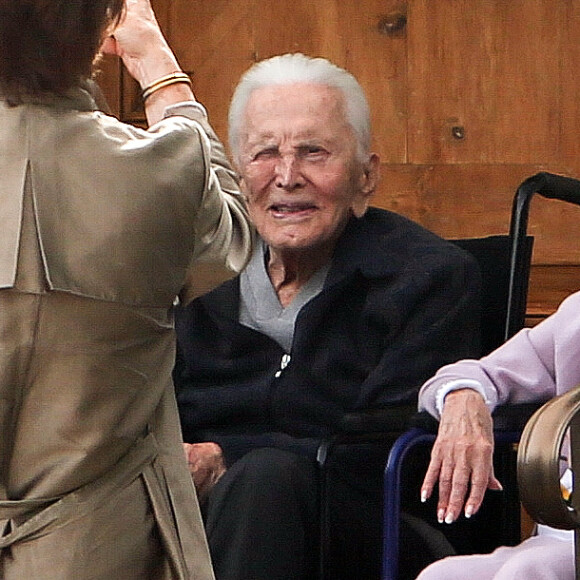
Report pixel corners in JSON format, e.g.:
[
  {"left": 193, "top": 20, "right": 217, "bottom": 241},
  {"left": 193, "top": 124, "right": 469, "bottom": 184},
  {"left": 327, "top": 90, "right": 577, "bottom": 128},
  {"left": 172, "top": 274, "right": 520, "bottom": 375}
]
[{"left": 175, "top": 53, "right": 481, "bottom": 580}]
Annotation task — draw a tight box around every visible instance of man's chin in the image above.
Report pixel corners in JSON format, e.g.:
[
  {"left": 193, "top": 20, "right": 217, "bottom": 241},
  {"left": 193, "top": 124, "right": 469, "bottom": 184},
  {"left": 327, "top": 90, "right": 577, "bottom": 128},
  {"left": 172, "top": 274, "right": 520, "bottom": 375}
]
[{"left": 265, "top": 234, "right": 335, "bottom": 256}]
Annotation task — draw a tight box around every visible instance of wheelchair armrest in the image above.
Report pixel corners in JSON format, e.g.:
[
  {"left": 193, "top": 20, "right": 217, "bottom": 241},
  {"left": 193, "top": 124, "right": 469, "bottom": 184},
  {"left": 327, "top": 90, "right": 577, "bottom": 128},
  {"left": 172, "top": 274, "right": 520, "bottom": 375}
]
[
  {"left": 381, "top": 401, "right": 544, "bottom": 580},
  {"left": 338, "top": 405, "right": 418, "bottom": 434}
]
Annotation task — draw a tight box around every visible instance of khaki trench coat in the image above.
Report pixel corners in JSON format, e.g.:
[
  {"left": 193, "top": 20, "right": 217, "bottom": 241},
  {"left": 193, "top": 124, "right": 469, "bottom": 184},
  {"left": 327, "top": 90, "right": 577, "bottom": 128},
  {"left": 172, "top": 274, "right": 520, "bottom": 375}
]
[{"left": 0, "top": 88, "right": 252, "bottom": 579}]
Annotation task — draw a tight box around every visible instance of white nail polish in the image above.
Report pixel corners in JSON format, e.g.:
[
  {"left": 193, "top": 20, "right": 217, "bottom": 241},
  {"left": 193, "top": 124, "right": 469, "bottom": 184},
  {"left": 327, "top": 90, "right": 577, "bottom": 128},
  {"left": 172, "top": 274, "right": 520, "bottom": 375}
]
[
  {"left": 437, "top": 509, "right": 445, "bottom": 524},
  {"left": 445, "top": 512, "right": 454, "bottom": 524},
  {"left": 465, "top": 505, "right": 473, "bottom": 518},
  {"left": 421, "top": 490, "right": 427, "bottom": 503}
]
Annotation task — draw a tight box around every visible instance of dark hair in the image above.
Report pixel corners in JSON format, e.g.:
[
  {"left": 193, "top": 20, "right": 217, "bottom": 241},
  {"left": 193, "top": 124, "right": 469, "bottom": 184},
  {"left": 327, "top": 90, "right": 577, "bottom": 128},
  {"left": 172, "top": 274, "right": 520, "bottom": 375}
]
[{"left": 0, "top": 0, "right": 125, "bottom": 103}]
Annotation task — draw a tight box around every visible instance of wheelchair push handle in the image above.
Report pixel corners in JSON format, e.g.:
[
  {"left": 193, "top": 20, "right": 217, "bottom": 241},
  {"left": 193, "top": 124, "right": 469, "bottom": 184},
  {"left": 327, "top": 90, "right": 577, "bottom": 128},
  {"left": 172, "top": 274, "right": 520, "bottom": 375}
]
[{"left": 534, "top": 172, "right": 580, "bottom": 206}]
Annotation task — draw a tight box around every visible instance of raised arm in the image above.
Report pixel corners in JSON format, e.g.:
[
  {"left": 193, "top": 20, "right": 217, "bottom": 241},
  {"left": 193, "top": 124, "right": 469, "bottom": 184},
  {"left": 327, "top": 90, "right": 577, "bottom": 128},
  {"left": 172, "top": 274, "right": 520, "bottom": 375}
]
[{"left": 101, "top": 0, "right": 253, "bottom": 299}]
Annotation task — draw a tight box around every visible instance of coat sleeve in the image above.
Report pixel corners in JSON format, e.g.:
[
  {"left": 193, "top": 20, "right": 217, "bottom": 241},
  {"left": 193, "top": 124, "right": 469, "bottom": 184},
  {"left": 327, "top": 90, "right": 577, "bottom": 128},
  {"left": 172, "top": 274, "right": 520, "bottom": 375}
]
[{"left": 161, "top": 102, "right": 254, "bottom": 304}]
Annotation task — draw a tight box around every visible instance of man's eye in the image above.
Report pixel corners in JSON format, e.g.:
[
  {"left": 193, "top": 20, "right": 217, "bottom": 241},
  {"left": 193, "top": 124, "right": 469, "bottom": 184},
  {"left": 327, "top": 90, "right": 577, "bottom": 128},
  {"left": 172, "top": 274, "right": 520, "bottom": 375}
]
[
  {"left": 303, "top": 146, "right": 326, "bottom": 157},
  {"left": 253, "top": 148, "right": 278, "bottom": 160}
]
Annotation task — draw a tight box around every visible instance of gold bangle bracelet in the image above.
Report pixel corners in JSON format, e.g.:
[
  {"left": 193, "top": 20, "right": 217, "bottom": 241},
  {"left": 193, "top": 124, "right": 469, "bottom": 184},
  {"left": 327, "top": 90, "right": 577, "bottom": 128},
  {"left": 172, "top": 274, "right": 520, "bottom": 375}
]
[{"left": 141, "top": 72, "right": 192, "bottom": 102}]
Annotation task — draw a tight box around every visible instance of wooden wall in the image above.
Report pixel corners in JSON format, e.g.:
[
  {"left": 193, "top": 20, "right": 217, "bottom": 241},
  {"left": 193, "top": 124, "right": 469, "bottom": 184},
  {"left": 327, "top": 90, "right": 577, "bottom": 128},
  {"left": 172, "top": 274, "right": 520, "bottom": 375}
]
[{"left": 97, "top": 0, "right": 580, "bottom": 321}]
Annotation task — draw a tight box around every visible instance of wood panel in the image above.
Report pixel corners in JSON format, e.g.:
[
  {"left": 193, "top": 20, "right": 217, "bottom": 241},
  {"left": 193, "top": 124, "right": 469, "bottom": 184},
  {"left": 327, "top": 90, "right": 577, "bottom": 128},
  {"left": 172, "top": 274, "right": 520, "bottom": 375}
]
[
  {"left": 169, "top": 0, "right": 254, "bottom": 147},
  {"left": 527, "top": 265, "right": 580, "bottom": 318},
  {"left": 374, "top": 164, "right": 580, "bottom": 263},
  {"left": 407, "top": 0, "right": 573, "bottom": 166},
  {"left": 560, "top": 1, "right": 580, "bottom": 167}
]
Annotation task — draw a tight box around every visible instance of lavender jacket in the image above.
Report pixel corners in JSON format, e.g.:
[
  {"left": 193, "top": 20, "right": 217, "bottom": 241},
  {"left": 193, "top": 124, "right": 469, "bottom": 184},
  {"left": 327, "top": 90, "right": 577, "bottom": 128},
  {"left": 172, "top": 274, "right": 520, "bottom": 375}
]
[{"left": 419, "top": 290, "right": 580, "bottom": 418}]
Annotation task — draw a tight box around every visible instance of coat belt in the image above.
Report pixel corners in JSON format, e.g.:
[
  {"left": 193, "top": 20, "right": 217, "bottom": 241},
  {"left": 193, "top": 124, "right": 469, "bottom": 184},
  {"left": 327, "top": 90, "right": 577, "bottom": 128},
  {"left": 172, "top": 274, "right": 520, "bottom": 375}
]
[{"left": 0, "top": 432, "right": 158, "bottom": 547}]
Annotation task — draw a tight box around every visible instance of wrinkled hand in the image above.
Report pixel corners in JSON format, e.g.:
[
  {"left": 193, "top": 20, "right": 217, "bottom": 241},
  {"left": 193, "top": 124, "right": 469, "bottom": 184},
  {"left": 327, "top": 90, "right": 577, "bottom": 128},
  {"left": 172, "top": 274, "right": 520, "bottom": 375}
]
[
  {"left": 420, "top": 389, "right": 503, "bottom": 524},
  {"left": 100, "top": 0, "right": 180, "bottom": 88},
  {"left": 183, "top": 442, "right": 227, "bottom": 502}
]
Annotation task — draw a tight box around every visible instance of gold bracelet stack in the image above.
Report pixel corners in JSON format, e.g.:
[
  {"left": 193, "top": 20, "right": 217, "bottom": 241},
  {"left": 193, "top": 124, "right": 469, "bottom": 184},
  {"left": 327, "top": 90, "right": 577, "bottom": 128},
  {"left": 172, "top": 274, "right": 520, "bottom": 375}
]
[{"left": 141, "top": 72, "right": 192, "bottom": 102}]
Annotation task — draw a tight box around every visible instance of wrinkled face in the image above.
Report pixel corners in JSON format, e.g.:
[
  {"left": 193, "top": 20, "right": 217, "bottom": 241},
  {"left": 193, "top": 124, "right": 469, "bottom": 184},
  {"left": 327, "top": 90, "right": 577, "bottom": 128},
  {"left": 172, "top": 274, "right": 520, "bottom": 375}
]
[{"left": 237, "top": 83, "right": 378, "bottom": 256}]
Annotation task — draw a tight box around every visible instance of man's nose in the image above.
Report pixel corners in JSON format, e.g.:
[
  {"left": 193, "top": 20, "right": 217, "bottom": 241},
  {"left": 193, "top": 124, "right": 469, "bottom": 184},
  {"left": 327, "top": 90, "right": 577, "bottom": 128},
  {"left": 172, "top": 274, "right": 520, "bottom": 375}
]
[{"left": 275, "top": 155, "right": 304, "bottom": 189}]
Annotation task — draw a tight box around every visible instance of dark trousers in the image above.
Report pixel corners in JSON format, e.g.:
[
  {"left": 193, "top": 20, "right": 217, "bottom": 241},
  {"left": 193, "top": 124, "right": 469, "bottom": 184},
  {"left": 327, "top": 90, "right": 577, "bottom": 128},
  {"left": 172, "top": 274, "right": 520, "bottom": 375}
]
[
  {"left": 202, "top": 444, "right": 451, "bottom": 580},
  {"left": 203, "top": 448, "right": 319, "bottom": 580}
]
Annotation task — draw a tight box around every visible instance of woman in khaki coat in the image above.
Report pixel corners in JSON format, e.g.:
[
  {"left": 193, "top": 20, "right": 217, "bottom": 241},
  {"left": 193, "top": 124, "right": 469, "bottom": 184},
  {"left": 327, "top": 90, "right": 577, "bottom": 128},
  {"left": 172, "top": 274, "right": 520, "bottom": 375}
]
[{"left": 0, "top": 0, "right": 252, "bottom": 578}]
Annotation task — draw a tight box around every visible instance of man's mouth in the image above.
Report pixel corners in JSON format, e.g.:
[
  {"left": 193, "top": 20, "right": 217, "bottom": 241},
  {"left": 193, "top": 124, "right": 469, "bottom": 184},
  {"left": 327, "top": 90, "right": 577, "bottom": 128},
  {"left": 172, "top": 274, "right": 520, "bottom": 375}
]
[{"left": 269, "top": 203, "right": 317, "bottom": 216}]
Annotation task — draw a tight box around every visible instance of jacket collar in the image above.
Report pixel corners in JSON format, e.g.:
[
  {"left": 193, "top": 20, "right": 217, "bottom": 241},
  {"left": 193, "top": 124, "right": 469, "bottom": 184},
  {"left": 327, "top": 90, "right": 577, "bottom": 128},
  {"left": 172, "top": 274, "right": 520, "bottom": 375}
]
[
  {"left": 200, "top": 207, "right": 403, "bottom": 318},
  {"left": 199, "top": 277, "right": 241, "bottom": 319},
  {"left": 325, "top": 207, "right": 402, "bottom": 283}
]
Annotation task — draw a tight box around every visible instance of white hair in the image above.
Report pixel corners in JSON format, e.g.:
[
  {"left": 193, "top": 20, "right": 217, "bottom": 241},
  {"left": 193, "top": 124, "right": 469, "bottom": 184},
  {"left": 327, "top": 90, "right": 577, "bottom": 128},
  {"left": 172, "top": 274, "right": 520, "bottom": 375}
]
[{"left": 228, "top": 53, "right": 371, "bottom": 164}]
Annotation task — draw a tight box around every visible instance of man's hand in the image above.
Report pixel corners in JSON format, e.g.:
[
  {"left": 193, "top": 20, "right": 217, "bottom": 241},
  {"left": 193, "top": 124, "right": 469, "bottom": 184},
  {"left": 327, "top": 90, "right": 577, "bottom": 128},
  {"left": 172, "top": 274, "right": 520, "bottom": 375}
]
[
  {"left": 183, "top": 442, "right": 227, "bottom": 502},
  {"left": 420, "top": 389, "right": 503, "bottom": 524}
]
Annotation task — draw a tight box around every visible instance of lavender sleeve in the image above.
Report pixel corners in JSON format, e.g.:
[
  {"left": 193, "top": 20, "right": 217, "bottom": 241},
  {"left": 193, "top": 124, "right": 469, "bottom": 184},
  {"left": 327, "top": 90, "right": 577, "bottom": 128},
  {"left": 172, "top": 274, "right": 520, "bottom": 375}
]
[{"left": 417, "top": 291, "right": 580, "bottom": 419}]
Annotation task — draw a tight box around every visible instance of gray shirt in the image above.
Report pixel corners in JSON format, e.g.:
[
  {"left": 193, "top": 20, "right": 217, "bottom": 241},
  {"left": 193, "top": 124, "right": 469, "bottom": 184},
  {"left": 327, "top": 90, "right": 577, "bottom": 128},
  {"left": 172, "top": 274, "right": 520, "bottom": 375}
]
[{"left": 239, "top": 239, "right": 329, "bottom": 352}]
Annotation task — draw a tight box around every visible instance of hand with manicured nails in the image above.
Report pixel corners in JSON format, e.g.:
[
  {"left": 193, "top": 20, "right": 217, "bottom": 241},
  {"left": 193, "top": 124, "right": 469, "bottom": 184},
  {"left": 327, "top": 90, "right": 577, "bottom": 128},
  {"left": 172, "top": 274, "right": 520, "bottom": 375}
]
[{"left": 420, "top": 389, "right": 503, "bottom": 524}]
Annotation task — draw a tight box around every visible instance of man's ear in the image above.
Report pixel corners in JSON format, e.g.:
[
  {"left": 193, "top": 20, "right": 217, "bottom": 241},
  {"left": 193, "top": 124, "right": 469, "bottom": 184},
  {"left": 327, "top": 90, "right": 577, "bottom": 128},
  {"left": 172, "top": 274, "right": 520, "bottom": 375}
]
[
  {"left": 352, "top": 153, "right": 380, "bottom": 218},
  {"left": 361, "top": 153, "right": 380, "bottom": 195}
]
